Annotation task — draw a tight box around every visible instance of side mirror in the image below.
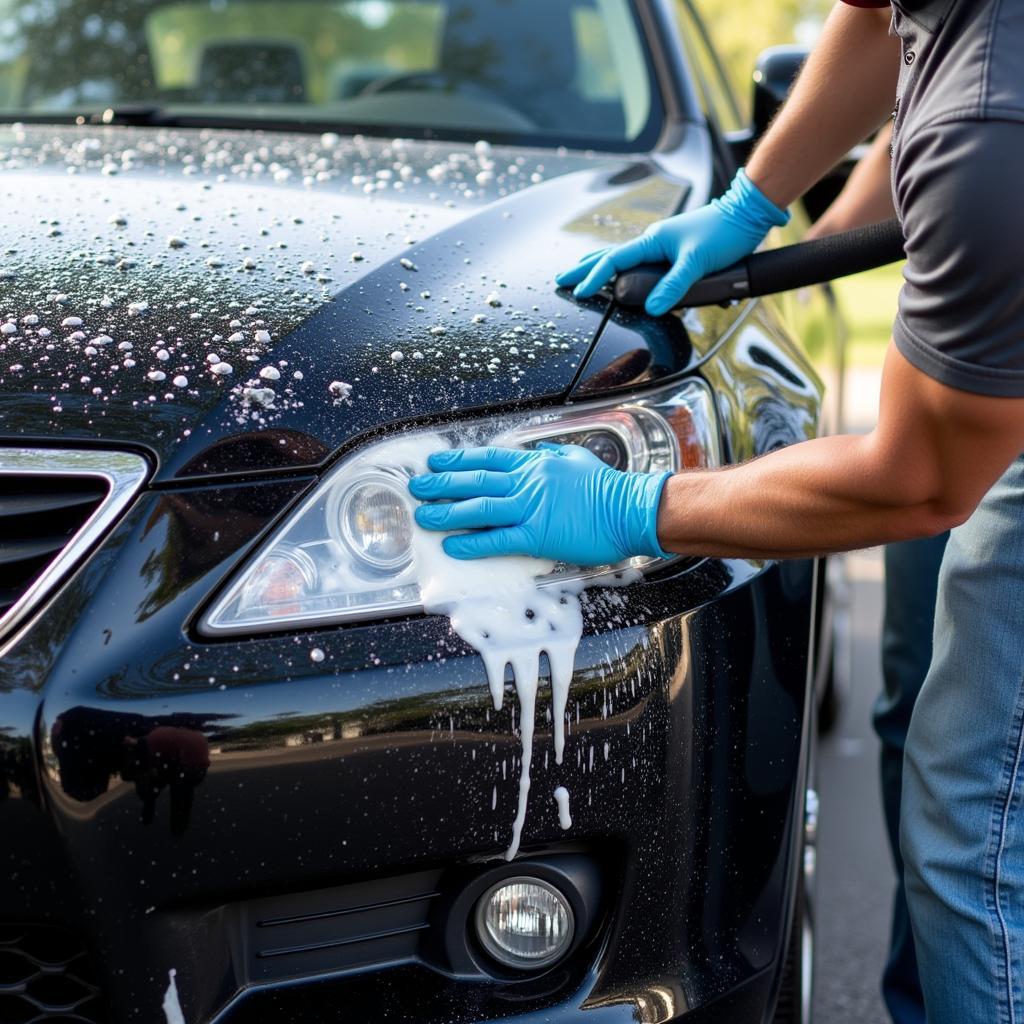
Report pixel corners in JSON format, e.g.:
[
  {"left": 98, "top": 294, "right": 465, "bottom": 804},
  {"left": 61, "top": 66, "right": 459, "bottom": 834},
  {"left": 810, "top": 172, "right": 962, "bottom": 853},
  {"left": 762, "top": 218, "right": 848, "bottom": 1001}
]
[
  {"left": 727, "top": 45, "right": 809, "bottom": 166},
  {"left": 752, "top": 45, "right": 809, "bottom": 136}
]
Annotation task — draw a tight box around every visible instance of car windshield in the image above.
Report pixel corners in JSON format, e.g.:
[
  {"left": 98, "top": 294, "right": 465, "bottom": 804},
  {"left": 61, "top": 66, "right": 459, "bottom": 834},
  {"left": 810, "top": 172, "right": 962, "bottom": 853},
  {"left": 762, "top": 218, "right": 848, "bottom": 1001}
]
[{"left": 0, "top": 0, "right": 662, "bottom": 148}]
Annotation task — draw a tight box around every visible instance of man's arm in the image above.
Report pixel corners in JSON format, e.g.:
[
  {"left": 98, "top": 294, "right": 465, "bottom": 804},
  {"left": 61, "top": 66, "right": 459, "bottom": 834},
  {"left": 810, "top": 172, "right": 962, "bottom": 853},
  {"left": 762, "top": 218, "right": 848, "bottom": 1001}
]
[
  {"left": 746, "top": 3, "right": 898, "bottom": 207},
  {"left": 409, "top": 10, "right": 1024, "bottom": 566},
  {"left": 805, "top": 123, "right": 896, "bottom": 240},
  {"left": 409, "top": 344, "right": 1024, "bottom": 564},
  {"left": 656, "top": 343, "right": 1024, "bottom": 558},
  {"left": 557, "top": 4, "right": 899, "bottom": 315}
]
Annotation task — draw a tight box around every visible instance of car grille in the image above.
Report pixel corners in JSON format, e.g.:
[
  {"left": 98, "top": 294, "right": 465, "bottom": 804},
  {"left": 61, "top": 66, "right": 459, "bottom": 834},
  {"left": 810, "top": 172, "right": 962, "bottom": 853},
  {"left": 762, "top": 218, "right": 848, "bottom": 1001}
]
[
  {"left": 0, "top": 449, "right": 148, "bottom": 647},
  {"left": 0, "top": 477, "right": 108, "bottom": 620},
  {"left": 0, "top": 922, "right": 106, "bottom": 1023}
]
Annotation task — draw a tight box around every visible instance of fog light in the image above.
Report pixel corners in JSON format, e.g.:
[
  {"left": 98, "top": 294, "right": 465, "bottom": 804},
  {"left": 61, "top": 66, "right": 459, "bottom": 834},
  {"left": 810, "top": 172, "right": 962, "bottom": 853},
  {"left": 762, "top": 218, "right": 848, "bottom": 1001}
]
[{"left": 475, "top": 877, "right": 574, "bottom": 969}]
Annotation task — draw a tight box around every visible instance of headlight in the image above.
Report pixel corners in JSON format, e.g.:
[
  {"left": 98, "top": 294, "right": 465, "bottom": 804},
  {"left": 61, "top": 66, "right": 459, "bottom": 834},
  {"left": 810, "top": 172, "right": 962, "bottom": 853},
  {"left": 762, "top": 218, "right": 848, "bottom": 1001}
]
[{"left": 200, "top": 377, "right": 720, "bottom": 636}]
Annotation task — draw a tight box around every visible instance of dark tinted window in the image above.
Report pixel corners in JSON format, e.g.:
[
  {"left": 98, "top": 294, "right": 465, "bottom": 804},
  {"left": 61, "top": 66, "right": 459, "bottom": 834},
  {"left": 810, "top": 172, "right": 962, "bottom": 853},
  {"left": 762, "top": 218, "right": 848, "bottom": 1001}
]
[{"left": 0, "top": 0, "right": 661, "bottom": 147}]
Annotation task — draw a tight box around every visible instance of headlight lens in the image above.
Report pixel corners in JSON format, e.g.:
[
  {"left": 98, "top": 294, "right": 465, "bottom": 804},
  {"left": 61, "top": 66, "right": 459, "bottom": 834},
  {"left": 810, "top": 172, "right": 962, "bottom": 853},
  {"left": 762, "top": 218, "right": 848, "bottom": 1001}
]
[
  {"left": 200, "top": 377, "right": 720, "bottom": 635},
  {"left": 332, "top": 474, "right": 414, "bottom": 574}
]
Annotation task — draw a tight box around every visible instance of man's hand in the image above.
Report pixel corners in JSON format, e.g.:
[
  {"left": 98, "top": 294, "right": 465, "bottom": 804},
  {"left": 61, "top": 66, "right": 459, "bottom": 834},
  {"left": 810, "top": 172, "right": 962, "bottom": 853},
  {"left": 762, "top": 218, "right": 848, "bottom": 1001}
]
[
  {"left": 555, "top": 168, "right": 788, "bottom": 316},
  {"left": 408, "top": 443, "right": 669, "bottom": 565},
  {"left": 555, "top": 4, "right": 897, "bottom": 315}
]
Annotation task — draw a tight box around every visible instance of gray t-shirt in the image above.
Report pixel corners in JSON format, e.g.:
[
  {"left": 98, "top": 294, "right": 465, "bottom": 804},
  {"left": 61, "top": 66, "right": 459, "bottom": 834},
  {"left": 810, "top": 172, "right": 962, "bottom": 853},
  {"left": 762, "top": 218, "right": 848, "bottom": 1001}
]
[{"left": 889, "top": 0, "right": 1024, "bottom": 396}]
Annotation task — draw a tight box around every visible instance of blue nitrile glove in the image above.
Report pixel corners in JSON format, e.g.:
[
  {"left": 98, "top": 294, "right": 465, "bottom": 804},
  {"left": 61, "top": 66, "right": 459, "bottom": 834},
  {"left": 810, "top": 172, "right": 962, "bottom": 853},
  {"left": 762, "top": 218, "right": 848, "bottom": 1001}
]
[
  {"left": 408, "top": 443, "right": 671, "bottom": 564},
  {"left": 556, "top": 167, "right": 789, "bottom": 316}
]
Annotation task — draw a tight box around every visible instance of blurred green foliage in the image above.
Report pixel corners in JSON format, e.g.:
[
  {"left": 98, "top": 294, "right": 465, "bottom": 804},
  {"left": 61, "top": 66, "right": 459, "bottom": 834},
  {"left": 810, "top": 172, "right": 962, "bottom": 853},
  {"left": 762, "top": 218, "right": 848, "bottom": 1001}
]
[
  {"left": 695, "top": 0, "right": 900, "bottom": 366},
  {"left": 691, "top": 0, "right": 832, "bottom": 117},
  {"left": 836, "top": 264, "right": 903, "bottom": 366}
]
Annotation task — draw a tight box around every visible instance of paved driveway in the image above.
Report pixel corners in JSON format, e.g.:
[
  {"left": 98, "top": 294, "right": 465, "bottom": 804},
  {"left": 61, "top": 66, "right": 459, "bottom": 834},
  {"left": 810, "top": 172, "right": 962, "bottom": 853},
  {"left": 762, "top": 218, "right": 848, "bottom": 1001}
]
[{"left": 813, "top": 365, "right": 894, "bottom": 1024}]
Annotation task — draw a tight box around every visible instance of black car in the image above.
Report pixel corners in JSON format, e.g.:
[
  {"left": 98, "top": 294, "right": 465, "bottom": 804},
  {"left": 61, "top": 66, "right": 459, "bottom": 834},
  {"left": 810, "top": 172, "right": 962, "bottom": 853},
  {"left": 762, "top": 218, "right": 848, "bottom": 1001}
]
[{"left": 0, "top": 3, "right": 847, "bottom": 1022}]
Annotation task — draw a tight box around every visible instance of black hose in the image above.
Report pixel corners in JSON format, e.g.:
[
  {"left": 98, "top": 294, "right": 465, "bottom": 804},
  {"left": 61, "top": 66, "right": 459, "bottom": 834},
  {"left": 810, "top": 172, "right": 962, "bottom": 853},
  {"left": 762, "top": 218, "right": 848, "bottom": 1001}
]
[{"left": 612, "top": 216, "right": 905, "bottom": 311}]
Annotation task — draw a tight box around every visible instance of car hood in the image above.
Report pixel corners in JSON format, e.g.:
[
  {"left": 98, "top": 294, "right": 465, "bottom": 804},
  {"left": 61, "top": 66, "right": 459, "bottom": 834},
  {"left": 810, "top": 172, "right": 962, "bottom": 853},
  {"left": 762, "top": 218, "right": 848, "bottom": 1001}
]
[{"left": 0, "top": 125, "right": 688, "bottom": 481}]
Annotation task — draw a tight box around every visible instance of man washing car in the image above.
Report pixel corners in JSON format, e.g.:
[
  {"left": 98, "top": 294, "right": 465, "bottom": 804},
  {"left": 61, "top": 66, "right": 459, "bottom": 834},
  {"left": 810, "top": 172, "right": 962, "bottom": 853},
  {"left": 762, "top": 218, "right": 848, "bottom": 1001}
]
[
  {"left": 807, "top": 119, "right": 947, "bottom": 1024},
  {"left": 410, "top": 2, "right": 1024, "bottom": 1022}
]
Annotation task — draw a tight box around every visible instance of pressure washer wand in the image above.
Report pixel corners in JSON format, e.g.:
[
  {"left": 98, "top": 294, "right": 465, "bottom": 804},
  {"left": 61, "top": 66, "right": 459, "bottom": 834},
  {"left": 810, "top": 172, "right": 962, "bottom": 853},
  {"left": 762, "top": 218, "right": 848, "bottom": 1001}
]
[{"left": 612, "top": 217, "right": 905, "bottom": 311}]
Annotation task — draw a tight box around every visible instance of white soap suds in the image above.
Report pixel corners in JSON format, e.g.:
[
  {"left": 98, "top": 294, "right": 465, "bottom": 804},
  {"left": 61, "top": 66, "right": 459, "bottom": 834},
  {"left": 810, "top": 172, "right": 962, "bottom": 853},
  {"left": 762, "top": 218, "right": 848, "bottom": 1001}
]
[
  {"left": 163, "top": 969, "right": 185, "bottom": 1024},
  {"left": 367, "top": 435, "right": 583, "bottom": 861},
  {"left": 553, "top": 786, "right": 572, "bottom": 829},
  {"left": 328, "top": 380, "right": 352, "bottom": 403}
]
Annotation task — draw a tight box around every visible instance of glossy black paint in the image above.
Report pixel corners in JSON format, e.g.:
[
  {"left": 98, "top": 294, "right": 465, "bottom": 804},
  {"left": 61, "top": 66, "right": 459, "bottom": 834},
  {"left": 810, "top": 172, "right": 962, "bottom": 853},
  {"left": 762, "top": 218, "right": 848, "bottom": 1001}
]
[
  {"left": 3, "top": 473, "right": 813, "bottom": 1023},
  {"left": 0, "top": 125, "right": 697, "bottom": 482},
  {"left": 0, "top": 286, "right": 829, "bottom": 1019}
]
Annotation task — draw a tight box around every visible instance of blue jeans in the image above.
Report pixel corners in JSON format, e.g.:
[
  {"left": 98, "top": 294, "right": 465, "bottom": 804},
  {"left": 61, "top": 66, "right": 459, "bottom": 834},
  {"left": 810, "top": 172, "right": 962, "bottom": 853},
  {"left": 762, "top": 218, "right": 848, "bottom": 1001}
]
[
  {"left": 875, "top": 532, "right": 949, "bottom": 1024},
  {"left": 902, "top": 454, "right": 1024, "bottom": 1024}
]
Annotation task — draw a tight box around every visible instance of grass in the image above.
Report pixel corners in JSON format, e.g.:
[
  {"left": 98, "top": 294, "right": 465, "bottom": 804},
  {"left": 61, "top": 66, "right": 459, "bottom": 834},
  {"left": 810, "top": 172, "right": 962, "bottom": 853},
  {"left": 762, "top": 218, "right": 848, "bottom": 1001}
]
[{"left": 833, "top": 262, "right": 904, "bottom": 368}]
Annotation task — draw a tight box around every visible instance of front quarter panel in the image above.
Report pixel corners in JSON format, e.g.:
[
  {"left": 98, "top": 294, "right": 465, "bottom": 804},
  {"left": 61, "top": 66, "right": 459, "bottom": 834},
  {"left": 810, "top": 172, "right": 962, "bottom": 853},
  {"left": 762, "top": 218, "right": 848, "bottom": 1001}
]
[{"left": 5, "top": 460, "right": 813, "bottom": 1023}]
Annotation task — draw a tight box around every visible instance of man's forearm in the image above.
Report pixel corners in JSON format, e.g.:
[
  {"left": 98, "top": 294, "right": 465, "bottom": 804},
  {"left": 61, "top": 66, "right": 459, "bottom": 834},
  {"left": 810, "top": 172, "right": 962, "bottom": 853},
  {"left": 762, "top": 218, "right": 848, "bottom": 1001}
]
[
  {"left": 409, "top": 347, "right": 1024, "bottom": 566},
  {"left": 657, "top": 344, "right": 1024, "bottom": 560},
  {"left": 657, "top": 434, "right": 946, "bottom": 559},
  {"left": 806, "top": 123, "right": 896, "bottom": 238},
  {"left": 747, "top": 4, "right": 899, "bottom": 208}
]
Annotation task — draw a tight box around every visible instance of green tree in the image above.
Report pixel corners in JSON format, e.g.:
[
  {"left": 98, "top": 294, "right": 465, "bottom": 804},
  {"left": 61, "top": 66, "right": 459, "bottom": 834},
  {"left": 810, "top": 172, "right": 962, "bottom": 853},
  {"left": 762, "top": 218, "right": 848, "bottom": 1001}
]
[{"left": 693, "top": 0, "right": 831, "bottom": 115}]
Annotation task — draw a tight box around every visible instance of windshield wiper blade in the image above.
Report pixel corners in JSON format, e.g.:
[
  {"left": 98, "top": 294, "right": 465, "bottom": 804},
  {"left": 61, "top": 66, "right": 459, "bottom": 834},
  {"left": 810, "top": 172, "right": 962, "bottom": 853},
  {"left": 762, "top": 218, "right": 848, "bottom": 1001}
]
[{"left": 89, "top": 105, "right": 180, "bottom": 127}]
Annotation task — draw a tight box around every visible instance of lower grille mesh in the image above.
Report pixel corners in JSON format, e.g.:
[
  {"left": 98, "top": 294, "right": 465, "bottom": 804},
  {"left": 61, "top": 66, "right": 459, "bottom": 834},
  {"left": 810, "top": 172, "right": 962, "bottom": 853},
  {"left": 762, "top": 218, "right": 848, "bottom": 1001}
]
[{"left": 0, "top": 923, "right": 106, "bottom": 1023}]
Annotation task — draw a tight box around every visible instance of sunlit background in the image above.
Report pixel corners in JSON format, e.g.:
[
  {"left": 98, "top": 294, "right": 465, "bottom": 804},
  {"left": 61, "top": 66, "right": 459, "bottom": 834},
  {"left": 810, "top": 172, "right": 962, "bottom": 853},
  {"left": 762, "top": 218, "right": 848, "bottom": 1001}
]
[{"left": 696, "top": 0, "right": 902, "bottom": 368}]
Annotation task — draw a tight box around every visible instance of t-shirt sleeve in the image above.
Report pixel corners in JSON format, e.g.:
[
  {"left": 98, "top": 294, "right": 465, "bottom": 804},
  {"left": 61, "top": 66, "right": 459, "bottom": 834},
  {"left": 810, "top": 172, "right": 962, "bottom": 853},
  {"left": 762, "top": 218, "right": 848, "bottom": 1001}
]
[{"left": 893, "top": 118, "right": 1024, "bottom": 397}]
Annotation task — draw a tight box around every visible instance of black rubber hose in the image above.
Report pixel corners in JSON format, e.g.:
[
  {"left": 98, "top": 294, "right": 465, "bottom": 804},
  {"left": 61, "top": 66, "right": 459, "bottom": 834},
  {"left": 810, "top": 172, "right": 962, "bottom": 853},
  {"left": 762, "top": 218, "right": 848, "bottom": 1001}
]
[{"left": 612, "top": 216, "right": 905, "bottom": 311}]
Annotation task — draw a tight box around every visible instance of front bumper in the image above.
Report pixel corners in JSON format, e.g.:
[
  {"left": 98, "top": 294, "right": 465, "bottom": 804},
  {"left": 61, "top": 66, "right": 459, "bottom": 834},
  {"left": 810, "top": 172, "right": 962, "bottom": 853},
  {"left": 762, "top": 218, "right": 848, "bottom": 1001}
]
[{"left": 1, "top": 476, "right": 815, "bottom": 1024}]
